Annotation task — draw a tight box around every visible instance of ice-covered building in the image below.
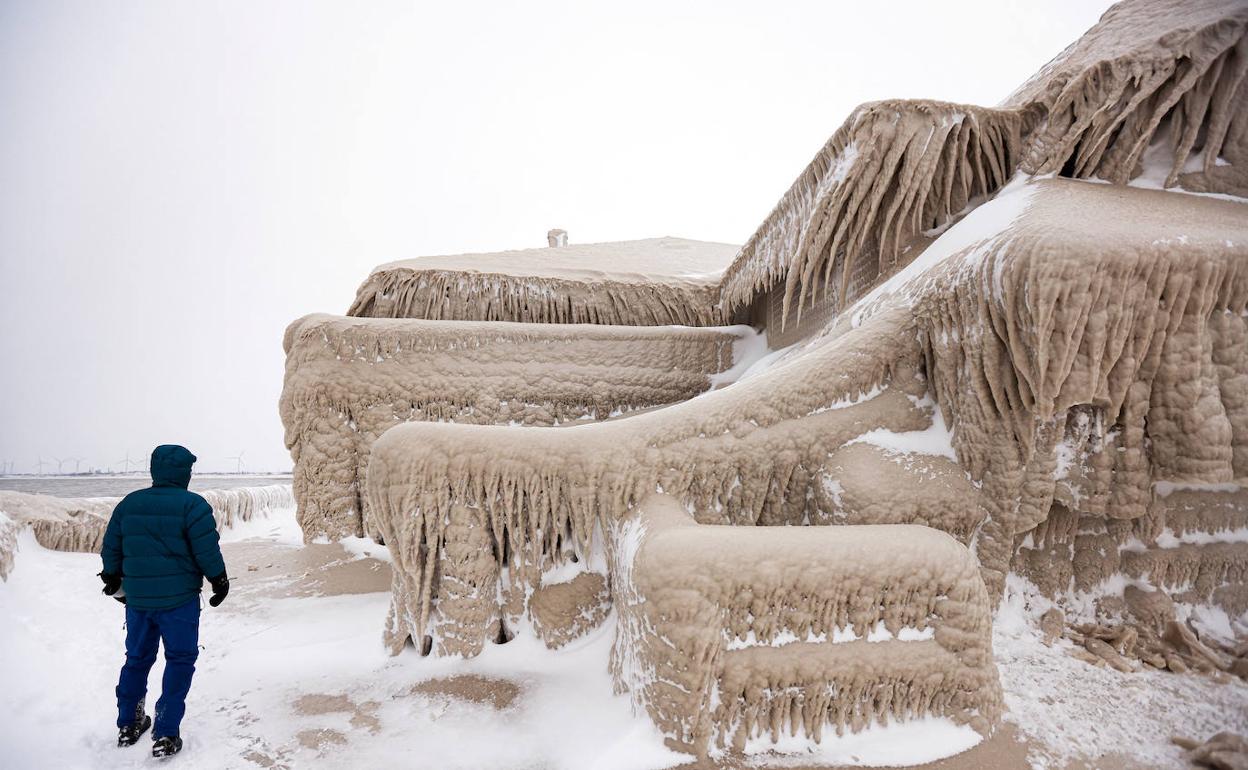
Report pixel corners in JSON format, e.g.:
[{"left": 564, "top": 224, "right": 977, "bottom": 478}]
[{"left": 279, "top": 0, "right": 1248, "bottom": 758}]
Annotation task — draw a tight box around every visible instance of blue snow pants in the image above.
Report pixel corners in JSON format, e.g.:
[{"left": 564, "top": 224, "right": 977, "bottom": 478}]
[{"left": 115, "top": 598, "right": 200, "bottom": 737}]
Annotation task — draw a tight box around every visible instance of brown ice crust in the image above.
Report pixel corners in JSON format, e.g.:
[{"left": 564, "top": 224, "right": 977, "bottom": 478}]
[
  {"left": 200, "top": 486, "right": 296, "bottom": 529},
  {"left": 364, "top": 178, "right": 1248, "bottom": 745},
  {"left": 367, "top": 382, "right": 942, "bottom": 649},
  {"left": 284, "top": 0, "right": 1248, "bottom": 757},
  {"left": 363, "top": 262, "right": 984, "bottom": 751},
  {"left": 718, "top": 101, "right": 1031, "bottom": 325},
  {"left": 1175, "top": 732, "right": 1248, "bottom": 770},
  {"left": 370, "top": 178, "right": 1246, "bottom": 630},
  {"left": 814, "top": 442, "right": 986, "bottom": 543},
  {"left": 608, "top": 495, "right": 999, "bottom": 757},
  {"left": 281, "top": 313, "right": 741, "bottom": 541},
  {"left": 347, "top": 237, "right": 735, "bottom": 326},
  {"left": 405, "top": 675, "right": 520, "bottom": 710},
  {"left": 528, "top": 572, "right": 611, "bottom": 650},
  {"left": 1007, "top": 0, "right": 1248, "bottom": 189},
  {"left": 1054, "top": 581, "right": 1248, "bottom": 683},
  {"left": 725, "top": 0, "right": 1248, "bottom": 324},
  {"left": 899, "top": 180, "right": 1248, "bottom": 602}
]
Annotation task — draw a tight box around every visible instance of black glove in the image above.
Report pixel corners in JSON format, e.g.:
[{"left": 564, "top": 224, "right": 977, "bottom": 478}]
[
  {"left": 99, "top": 571, "right": 122, "bottom": 596},
  {"left": 207, "top": 573, "right": 230, "bottom": 607}
]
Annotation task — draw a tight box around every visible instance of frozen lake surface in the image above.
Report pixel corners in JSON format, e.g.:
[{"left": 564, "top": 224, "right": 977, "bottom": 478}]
[{"left": 0, "top": 475, "right": 292, "bottom": 498}]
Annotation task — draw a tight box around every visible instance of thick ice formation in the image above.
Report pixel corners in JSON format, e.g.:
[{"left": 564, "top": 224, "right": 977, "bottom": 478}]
[
  {"left": 717, "top": 0, "right": 1248, "bottom": 325},
  {"left": 200, "top": 485, "right": 296, "bottom": 529},
  {"left": 347, "top": 237, "right": 737, "bottom": 326},
  {"left": 0, "top": 513, "right": 19, "bottom": 581},
  {"left": 275, "top": 0, "right": 1248, "bottom": 759},
  {"left": 1007, "top": 0, "right": 1248, "bottom": 193},
  {"left": 357, "top": 176, "right": 1248, "bottom": 751},
  {"left": 718, "top": 101, "right": 1030, "bottom": 325},
  {"left": 609, "top": 494, "right": 999, "bottom": 758},
  {"left": 281, "top": 313, "right": 743, "bottom": 540}
]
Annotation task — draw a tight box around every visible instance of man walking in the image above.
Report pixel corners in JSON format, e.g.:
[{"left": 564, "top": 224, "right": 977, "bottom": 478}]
[{"left": 98, "top": 444, "right": 230, "bottom": 758}]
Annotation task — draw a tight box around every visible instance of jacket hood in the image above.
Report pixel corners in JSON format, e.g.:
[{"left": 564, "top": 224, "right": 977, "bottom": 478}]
[{"left": 150, "top": 444, "right": 197, "bottom": 488}]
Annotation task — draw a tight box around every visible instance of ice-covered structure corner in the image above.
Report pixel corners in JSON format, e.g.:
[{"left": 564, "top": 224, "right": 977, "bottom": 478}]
[
  {"left": 718, "top": 0, "right": 1248, "bottom": 327},
  {"left": 282, "top": 0, "right": 1248, "bottom": 759},
  {"left": 609, "top": 494, "right": 1000, "bottom": 757}
]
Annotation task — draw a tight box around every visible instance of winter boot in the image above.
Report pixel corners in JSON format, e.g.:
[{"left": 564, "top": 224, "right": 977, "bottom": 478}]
[
  {"left": 117, "top": 700, "right": 152, "bottom": 747},
  {"left": 152, "top": 735, "right": 183, "bottom": 758}
]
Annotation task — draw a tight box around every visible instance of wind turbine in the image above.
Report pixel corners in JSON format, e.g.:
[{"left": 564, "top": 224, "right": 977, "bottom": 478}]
[
  {"left": 53, "top": 456, "right": 68, "bottom": 474},
  {"left": 67, "top": 456, "right": 86, "bottom": 474},
  {"left": 225, "top": 451, "right": 246, "bottom": 474},
  {"left": 115, "top": 451, "right": 139, "bottom": 474},
  {"left": 35, "top": 456, "right": 46, "bottom": 476}
]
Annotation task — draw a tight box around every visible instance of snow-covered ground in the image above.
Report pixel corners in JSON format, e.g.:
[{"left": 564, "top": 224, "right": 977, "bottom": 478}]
[
  {"left": 0, "top": 509, "right": 684, "bottom": 770},
  {"left": 994, "top": 578, "right": 1248, "bottom": 770},
  {"left": 1, "top": 504, "right": 1243, "bottom": 769}
]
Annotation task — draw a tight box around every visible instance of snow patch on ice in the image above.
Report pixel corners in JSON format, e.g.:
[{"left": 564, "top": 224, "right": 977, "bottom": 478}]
[
  {"left": 1120, "top": 526, "right": 1248, "bottom": 552},
  {"left": 739, "top": 715, "right": 981, "bottom": 767},
  {"left": 828, "top": 142, "right": 859, "bottom": 185},
  {"left": 1126, "top": 138, "right": 1248, "bottom": 203},
  {"left": 728, "top": 342, "right": 806, "bottom": 388},
  {"left": 217, "top": 501, "right": 303, "bottom": 546},
  {"left": 339, "top": 535, "right": 393, "bottom": 563},
  {"left": 850, "top": 174, "right": 1038, "bottom": 328},
  {"left": 708, "top": 325, "right": 773, "bottom": 388},
  {"left": 820, "top": 476, "right": 845, "bottom": 510},
  {"left": 1178, "top": 603, "right": 1248, "bottom": 644},
  {"left": 725, "top": 622, "right": 933, "bottom": 650},
  {"left": 1053, "top": 438, "right": 1076, "bottom": 481},
  {"left": 614, "top": 516, "right": 647, "bottom": 584},
  {"left": 845, "top": 395, "right": 956, "bottom": 461},
  {"left": 540, "top": 559, "right": 589, "bottom": 587},
  {"left": 1153, "top": 480, "right": 1242, "bottom": 497},
  {"left": 807, "top": 384, "right": 884, "bottom": 416}
]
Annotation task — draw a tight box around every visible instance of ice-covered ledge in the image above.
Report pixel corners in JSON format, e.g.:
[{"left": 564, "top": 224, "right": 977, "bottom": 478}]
[
  {"left": 610, "top": 494, "right": 999, "bottom": 758},
  {"left": 281, "top": 313, "right": 750, "bottom": 541}
]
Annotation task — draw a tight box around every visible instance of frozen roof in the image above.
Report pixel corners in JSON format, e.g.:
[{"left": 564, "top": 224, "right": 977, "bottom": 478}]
[{"left": 367, "top": 236, "right": 739, "bottom": 289}]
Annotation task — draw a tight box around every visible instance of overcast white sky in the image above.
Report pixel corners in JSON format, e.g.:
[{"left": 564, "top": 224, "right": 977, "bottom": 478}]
[{"left": 0, "top": 0, "right": 1114, "bottom": 473}]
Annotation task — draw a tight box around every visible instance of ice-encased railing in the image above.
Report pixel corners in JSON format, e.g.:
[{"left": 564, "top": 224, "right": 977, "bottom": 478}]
[
  {"left": 281, "top": 313, "right": 742, "bottom": 541},
  {"left": 608, "top": 495, "right": 1000, "bottom": 758}
]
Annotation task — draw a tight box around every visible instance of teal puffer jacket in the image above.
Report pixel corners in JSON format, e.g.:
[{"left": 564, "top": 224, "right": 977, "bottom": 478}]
[{"left": 100, "top": 445, "right": 226, "bottom": 610}]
